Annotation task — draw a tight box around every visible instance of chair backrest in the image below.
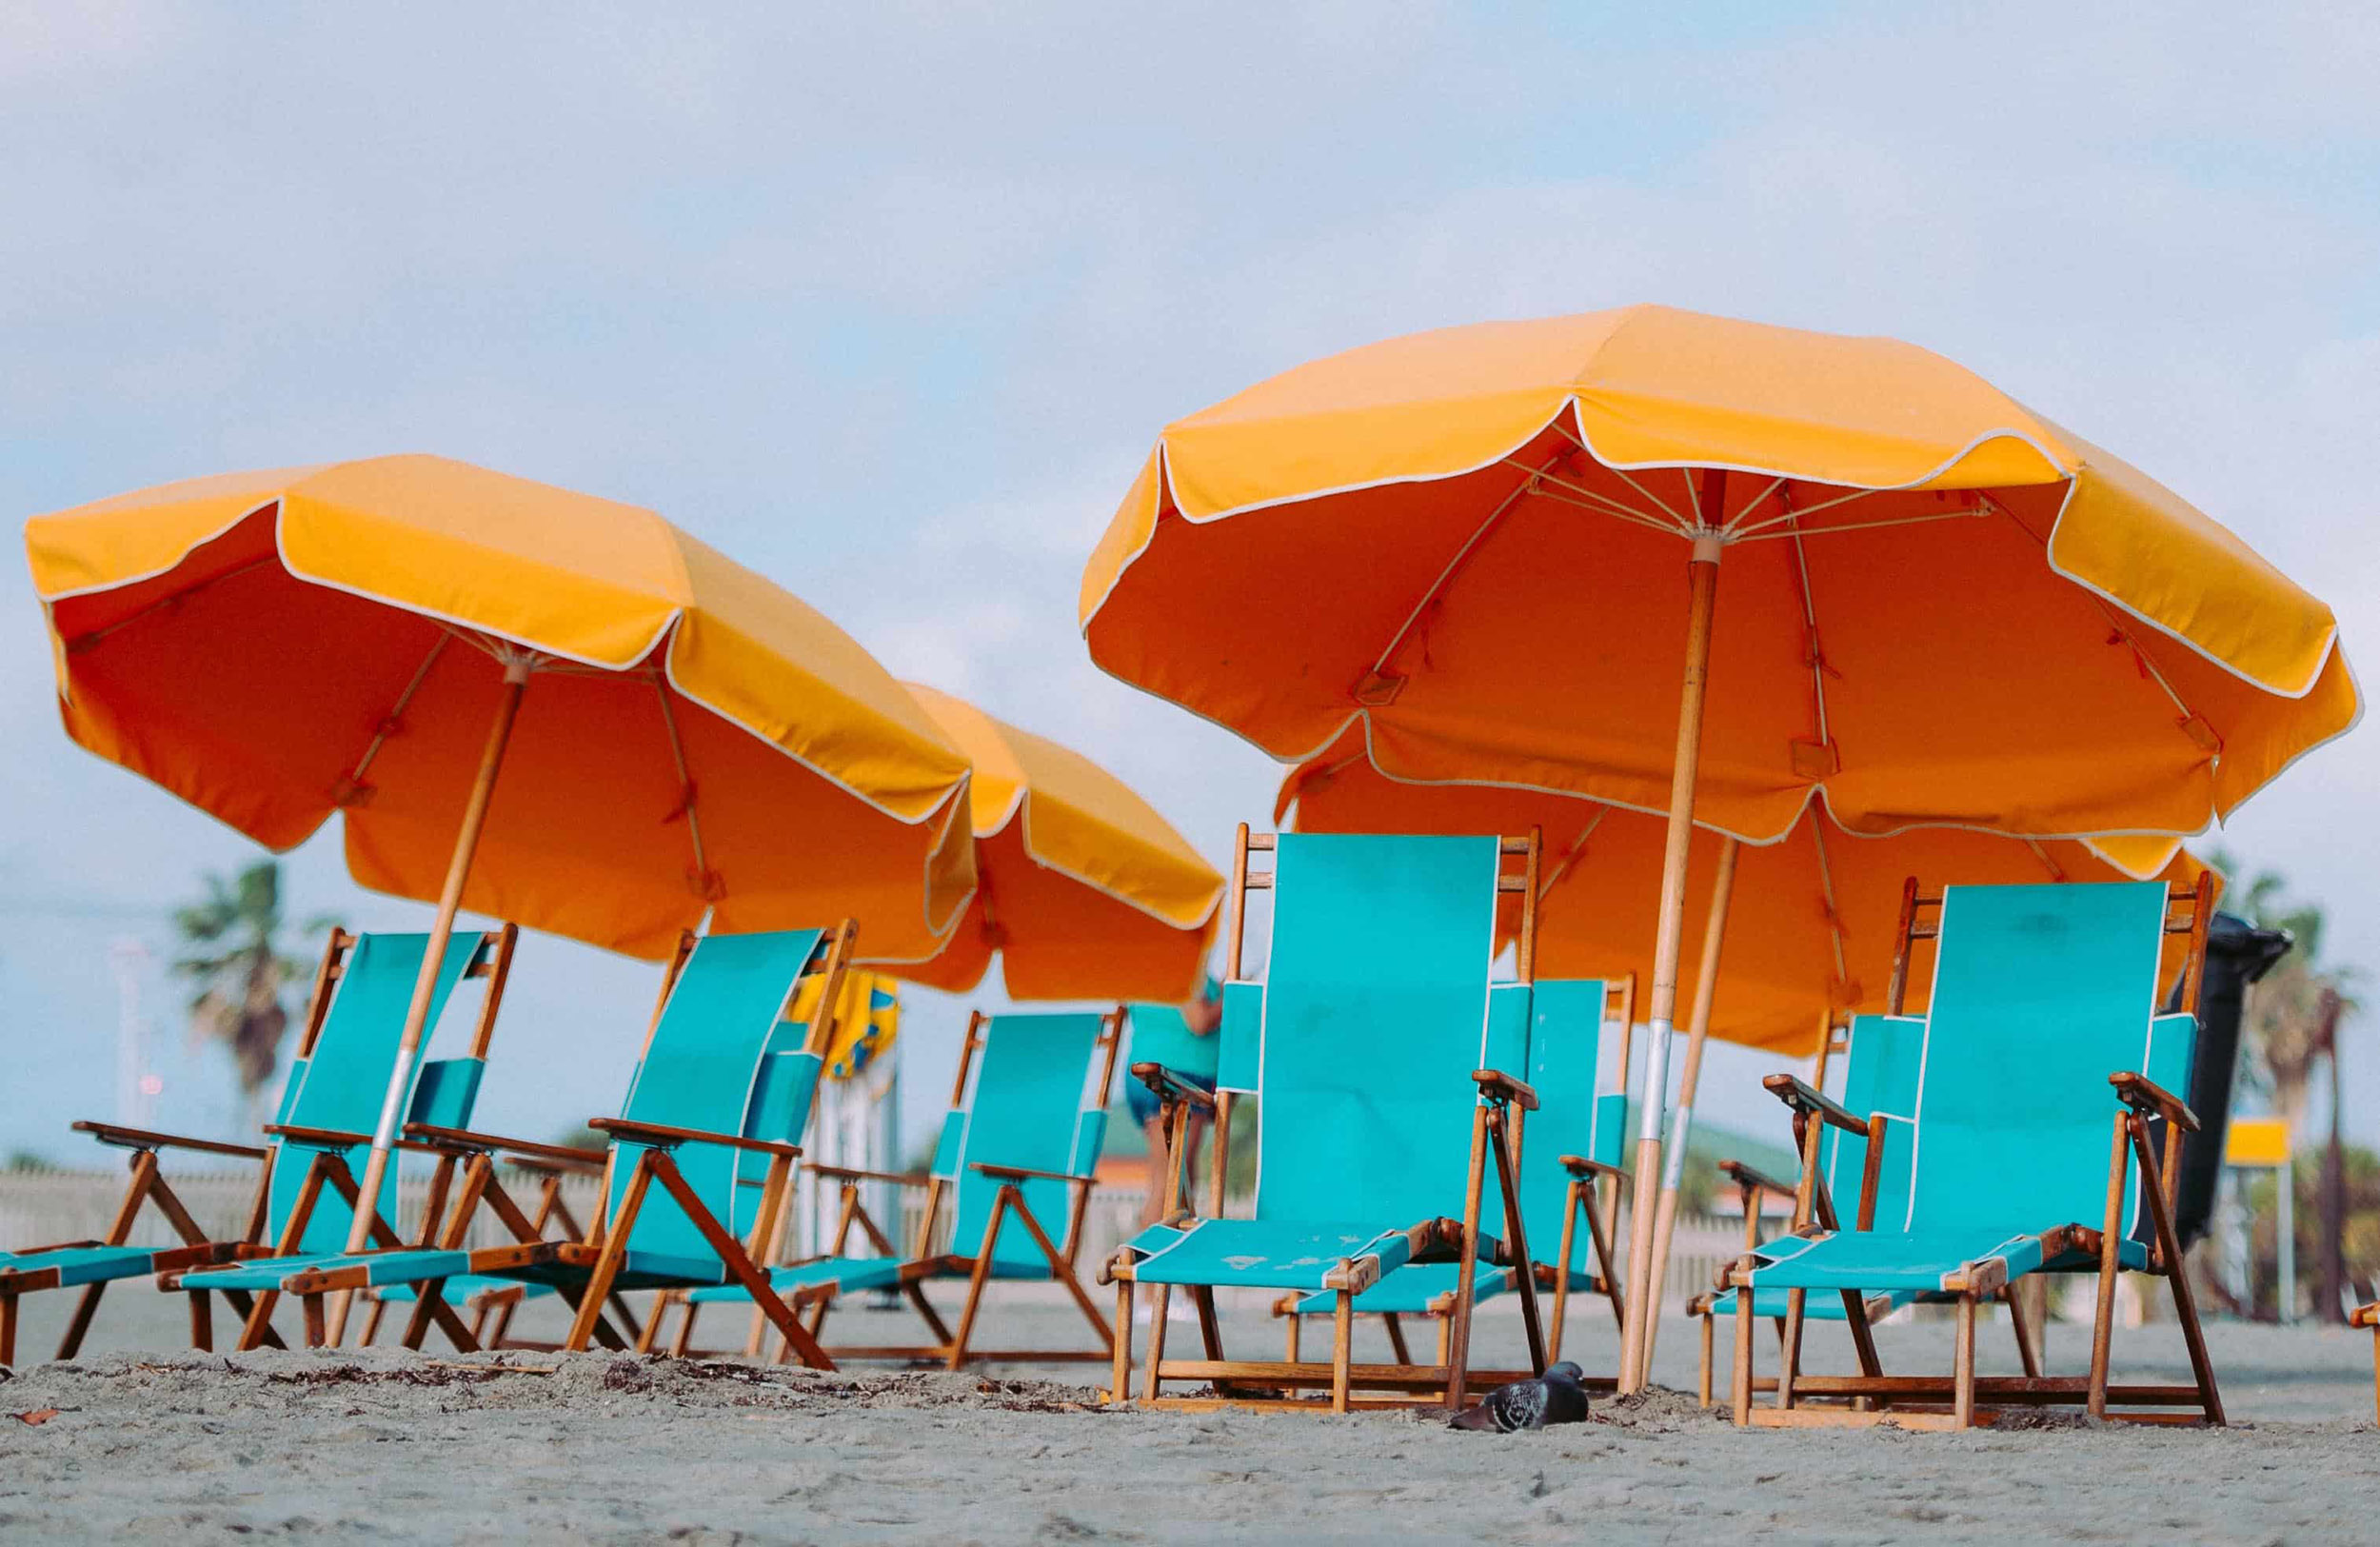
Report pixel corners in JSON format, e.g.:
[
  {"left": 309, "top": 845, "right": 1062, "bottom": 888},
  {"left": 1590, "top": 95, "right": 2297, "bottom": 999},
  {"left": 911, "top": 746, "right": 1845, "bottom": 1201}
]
[
  {"left": 933, "top": 1012, "right": 1113, "bottom": 1276},
  {"left": 1816, "top": 1014, "right": 1928, "bottom": 1227},
  {"left": 1900, "top": 883, "right": 2194, "bottom": 1235},
  {"left": 266, "top": 931, "right": 488, "bottom": 1253},
  {"left": 1513, "top": 979, "right": 1629, "bottom": 1261},
  {"left": 1221, "top": 833, "right": 1506, "bottom": 1225},
  {"left": 608, "top": 929, "right": 825, "bottom": 1262}
]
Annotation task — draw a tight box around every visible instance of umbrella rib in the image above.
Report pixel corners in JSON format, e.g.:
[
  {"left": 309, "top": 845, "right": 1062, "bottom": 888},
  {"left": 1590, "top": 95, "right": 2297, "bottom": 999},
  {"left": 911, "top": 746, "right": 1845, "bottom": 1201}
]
[
  {"left": 1728, "top": 506, "right": 1988, "bottom": 543},
  {"left": 1807, "top": 818, "right": 1850, "bottom": 983},
  {"left": 1722, "top": 476, "right": 1789, "bottom": 534},
  {"left": 1523, "top": 482, "right": 1690, "bottom": 537},
  {"left": 339, "top": 636, "right": 450, "bottom": 794},
  {"left": 654, "top": 679, "right": 713, "bottom": 891},
  {"left": 60, "top": 555, "right": 281, "bottom": 654},
  {"left": 1786, "top": 500, "right": 1833, "bottom": 752},
  {"left": 1727, "top": 484, "right": 1887, "bottom": 537},
  {"left": 1370, "top": 456, "right": 1557, "bottom": 675},
  {"left": 1537, "top": 806, "right": 1606, "bottom": 899},
  {"left": 1502, "top": 457, "right": 1681, "bottom": 527}
]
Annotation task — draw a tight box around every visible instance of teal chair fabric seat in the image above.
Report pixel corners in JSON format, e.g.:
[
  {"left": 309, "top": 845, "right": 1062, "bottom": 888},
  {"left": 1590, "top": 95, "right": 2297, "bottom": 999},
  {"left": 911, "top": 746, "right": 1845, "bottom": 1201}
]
[
  {"left": 1749, "top": 1225, "right": 2150, "bottom": 1293},
  {"left": 1134, "top": 1220, "right": 1422, "bottom": 1291},
  {"left": 1707, "top": 1286, "right": 1918, "bottom": 1321}
]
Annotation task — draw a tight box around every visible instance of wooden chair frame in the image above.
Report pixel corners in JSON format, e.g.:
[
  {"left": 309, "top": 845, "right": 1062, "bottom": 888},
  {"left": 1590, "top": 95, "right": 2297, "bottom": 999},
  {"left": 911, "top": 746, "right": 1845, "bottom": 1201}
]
[
  {"left": 1102, "top": 824, "right": 1547, "bottom": 1415},
  {"left": 1266, "top": 974, "right": 1636, "bottom": 1392},
  {"left": 0, "top": 925, "right": 515, "bottom": 1365},
  {"left": 669, "top": 1005, "right": 1128, "bottom": 1369},
  {"left": 1726, "top": 873, "right": 2224, "bottom": 1430},
  {"left": 245, "top": 922, "right": 858, "bottom": 1367}
]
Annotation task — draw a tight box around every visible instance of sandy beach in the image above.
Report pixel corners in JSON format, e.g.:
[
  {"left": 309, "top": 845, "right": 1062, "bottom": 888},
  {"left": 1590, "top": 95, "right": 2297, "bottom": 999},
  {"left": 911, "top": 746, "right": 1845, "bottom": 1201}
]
[{"left": 4, "top": 1284, "right": 2374, "bottom": 1545}]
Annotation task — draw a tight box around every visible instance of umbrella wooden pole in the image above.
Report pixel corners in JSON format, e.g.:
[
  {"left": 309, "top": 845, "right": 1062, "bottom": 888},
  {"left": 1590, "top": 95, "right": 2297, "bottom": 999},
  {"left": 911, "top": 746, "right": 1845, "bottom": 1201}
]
[
  {"left": 1618, "top": 518, "right": 1725, "bottom": 1394},
  {"left": 327, "top": 660, "right": 530, "bottom": 1343},
  {"left": 1636, "top": 833, "right": 1738, "bottom": 1375}
]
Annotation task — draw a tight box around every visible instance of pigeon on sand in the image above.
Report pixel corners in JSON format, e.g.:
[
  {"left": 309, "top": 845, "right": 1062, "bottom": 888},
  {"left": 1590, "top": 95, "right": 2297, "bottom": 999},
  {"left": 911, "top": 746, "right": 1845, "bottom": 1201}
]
[{"left": 1447, "top": 1362, "right": 1590, "bottom": 1431}]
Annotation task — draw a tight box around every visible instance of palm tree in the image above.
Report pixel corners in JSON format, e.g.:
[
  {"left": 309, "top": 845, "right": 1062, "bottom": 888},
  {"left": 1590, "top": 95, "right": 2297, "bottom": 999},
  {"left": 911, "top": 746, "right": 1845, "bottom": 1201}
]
[{"left": 171, "top": 861, "right": 319, "bottom": 1125}]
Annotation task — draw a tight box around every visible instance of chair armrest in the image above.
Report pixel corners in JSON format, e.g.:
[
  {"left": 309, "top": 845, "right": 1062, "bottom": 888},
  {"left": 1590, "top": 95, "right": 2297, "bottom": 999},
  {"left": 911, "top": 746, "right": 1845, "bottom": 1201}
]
[
  {"left": 2350, "top": 1302, "right": 2378, "bottom": 1329},
  {"left": 71, "top": 1121, "right": 268, "bottom": 1161},
  {"left": 588, "top": 1117, "right": 803, "bottom": 1160},
  {"left": 808, "top": 1163, "right": 928, "bottom": 1188},
  {"left": 2109, "top": 1072, "right": 2200, "bottom": 1134},
  {"left": 261, "top": 1121, "right": 374, "bottom": 1149},
  {"left": 402, "top": 1123, "right": 609, "bottom": 1169},
  {"left": 969, "top": 1162, "right": 1094, "bottom": 1187},
  {"left": 1558, "top": 1154, "right": 1628, "bottom": 1182},
  {"left": 1717, "top": 1158, "right": 1802, "bottom": 1200},
  {"left": 1761, "top": 1074, "right": 1867, "bottom": 1135},
  {"left": 1129, "top": 1061, "right": 1216, "bottom": 1111},
  {"left": 1473, "top": 1069, "right": 1539, "bottom": 1111}
]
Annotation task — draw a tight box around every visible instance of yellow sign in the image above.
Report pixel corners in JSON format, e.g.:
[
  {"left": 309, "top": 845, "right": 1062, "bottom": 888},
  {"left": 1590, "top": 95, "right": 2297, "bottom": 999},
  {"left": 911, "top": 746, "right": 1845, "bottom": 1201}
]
[{"left": 2224, "top": 1116, "right": 2291, "bottom": 1168}]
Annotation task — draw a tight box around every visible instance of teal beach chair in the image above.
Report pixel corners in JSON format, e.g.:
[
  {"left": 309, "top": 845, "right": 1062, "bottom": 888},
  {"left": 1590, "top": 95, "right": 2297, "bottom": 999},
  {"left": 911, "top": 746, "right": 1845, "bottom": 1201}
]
[
  {"left": 1725, "top": 877, "right": 2220, "bottom": 1430},
  {"left": 673, "top": 1004, "right": 1125, "bottom": 1368},
  {"left": 1686, "top": 1012, "right": 1929, "bottom": 1406},
  {"left": 1103, "top": 825, "right": 1546, "bottom": 1415},
  {"left": 186, "top": 924, "right": 856, "bottom": 1365},
  {"left": 1275, "top": 975, "right": 1636, "bottom": 1386},
  {"left": 0, "top": 926, "right": 511, "bottom": 1364}
]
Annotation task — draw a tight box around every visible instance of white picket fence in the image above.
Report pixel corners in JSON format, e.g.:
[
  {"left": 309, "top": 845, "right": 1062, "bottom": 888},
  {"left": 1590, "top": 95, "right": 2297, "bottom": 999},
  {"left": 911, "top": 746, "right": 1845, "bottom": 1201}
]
[{"left": 4, "top": 1161, "right": 1748, "bottom": 1303}]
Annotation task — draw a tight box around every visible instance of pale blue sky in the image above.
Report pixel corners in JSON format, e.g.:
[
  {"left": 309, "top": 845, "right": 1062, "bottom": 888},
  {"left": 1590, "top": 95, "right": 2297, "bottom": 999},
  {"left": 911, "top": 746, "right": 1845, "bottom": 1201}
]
[{"left": 5, "top": 3, "right": 2376, "bottom": 1160}]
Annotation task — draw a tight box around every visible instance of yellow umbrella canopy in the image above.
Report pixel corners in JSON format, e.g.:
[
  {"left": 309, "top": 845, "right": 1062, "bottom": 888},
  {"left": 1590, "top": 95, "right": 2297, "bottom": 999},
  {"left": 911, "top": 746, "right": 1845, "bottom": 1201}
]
[
  {"left": 1279, "top": 728, "right": 2217, "bottom": 1057},
  {"left": 29, "top": 455, "right": 979, "bottom": 1263},
  {"left": 28, "top": 455, "right": 978, "bottom": 960},
  {"left": 891, "top": 684, "right": 1222, "bottom": 1002}
]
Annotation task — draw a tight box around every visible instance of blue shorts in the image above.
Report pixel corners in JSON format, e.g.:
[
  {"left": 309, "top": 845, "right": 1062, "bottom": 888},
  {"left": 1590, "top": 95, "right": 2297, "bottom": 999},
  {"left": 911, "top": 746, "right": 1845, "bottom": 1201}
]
[{"left": 1127, "top": 1069, "right": 1217, "bottom": 1127}]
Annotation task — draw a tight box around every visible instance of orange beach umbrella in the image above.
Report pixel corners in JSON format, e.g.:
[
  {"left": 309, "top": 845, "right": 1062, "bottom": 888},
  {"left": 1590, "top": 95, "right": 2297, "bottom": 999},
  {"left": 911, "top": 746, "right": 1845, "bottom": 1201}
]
[
  {"left": 28, "top": 454, "right": 978, "bottom": 1266},
  {"left": 889, "top": 684, "right": 1222, "bottom": 1002},
  {"left": 1081, "top": 305, "right": 2353, "bottom": 1389}
]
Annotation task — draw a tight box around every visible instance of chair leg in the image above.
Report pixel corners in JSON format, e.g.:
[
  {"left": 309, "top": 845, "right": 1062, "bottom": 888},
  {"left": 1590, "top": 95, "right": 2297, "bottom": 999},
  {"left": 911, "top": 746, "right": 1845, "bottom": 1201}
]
[
  {"left": 1698, "top": 1310, "right": 1715, "bottom": 1408},
  {"left": 2004, "top": 1283, "right": 2042, "bottom": 1379},
  {"left": 55, "top": 1282, "right": 109, "bottom": 1360},
  {"left": 2370, "top": 1325, "right": 2378, "bottom": 1426},
  {"left": 1953, "top": 1295, "right": 1978, "bottom": 1429},
  {"left": 945, "top": 1190, "right": 1013, "bottom": 1371},
  {"left": 1109, "top": 1280, "right": 1133, "bottom": 1404},
  {"left": 1284, "top": 1309, "right": 1300, "bottom": 1362},
  {"left": 302, "top": 1294, "right": 327, "bottom": 1348},
  {"left": 2087, "top": 1115, "right": 2129, "bottom": 1419},
  {"left": 568, "top": 1158, "right": 654, "bottom": 1353},
  {"left": 1383, "top": 1313, "right": 1412, "bottom": 1367},
  {"left": 188, "top": 1290, "right": 214, "bottom": 1353},
  {"left": 486, "top": 1294, "right": 519, "bottom": 1350},
  {"left": 1140, "top": 1284, "right": 1172, "bottom": 1405},
  {"left": 1, "top": 1293, "right": 17, "bottom": 1367},
  {"left": 1330, "top": 1291, "right": 1354, "bottom": 1415},
  {"left": 1731, "top": 1285, "right": 1755, "bottom": 1427},
  {"left": 671, "top": 1299, "right": 702, "bottom": 1359},
  {"left": 359, "top": 1296, "right": 388, "bottom": 1348},
  {"left": 1775, "top": 1288, "right": 1807, "bottom": 1410},
  {"left": 1192, "top": 1286, "right": 1223, "bottom": 1362},
  {"left": 635, "top": 1290, "right": 674, "bottom": 1356}
]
